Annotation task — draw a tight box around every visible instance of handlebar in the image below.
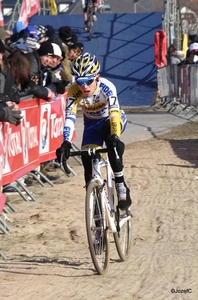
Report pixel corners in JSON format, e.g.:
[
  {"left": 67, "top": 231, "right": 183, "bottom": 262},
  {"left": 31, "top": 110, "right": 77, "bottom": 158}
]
[
  {"left": 60, "top": 147, "right": 120, "bottom": 175},
  {"left": 60, "top": 148, "right": 109, "bottom": 175}
]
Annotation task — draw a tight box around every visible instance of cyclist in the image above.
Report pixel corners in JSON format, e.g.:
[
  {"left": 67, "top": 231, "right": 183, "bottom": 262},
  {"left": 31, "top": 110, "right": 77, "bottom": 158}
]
[
  {"left": 56, "top": 52, "right": 132, "bottom": 211},
  {"left": 81, "top": 0, "right": 97, "bottom": 32}
]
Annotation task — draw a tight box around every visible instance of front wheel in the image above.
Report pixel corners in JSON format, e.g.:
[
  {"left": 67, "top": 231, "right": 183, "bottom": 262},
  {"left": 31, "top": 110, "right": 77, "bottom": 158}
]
[
  {"left": 113, "top": 184, "right": 132, "bottom": 261},
  {"left": 85, "top": 181, "right": 110, "bottom": 274}
]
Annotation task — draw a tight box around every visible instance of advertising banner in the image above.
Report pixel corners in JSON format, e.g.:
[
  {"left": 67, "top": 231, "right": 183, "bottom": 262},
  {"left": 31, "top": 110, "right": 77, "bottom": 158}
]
[
  {"left": 0, "top": 91, "right": 67, "bottom": 210},
  {"left": 0, "top": 0, "right": 4, "bottom": 27},
  {"left": 2, "top": 98, "right": 40, "bottom": 185}
]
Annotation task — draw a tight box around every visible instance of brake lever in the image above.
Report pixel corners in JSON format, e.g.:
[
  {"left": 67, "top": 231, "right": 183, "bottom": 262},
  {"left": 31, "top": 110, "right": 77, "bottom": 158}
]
[{"left": 60, "top": 152, "right": 71, "bottom": 175}]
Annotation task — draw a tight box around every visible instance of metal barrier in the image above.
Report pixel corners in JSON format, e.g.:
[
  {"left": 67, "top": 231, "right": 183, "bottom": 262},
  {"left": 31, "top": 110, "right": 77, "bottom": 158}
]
[{"left": 157, "top": 64, "right": 198, "bottom": 107}]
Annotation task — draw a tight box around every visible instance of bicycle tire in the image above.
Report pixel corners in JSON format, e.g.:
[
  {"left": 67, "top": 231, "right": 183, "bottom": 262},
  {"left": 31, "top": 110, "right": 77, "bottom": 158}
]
[
  {"left": 85, "top": 180, "right": 110, "bottom": 275},
  {"left": 89, "top": 29, "right": 92, "bottom": 41},
  {"left": 113, "top": 184, "right": 132, "bottom": 261},
  {"left": 87, "top": 0, "right": 93, "bottom": 41}
]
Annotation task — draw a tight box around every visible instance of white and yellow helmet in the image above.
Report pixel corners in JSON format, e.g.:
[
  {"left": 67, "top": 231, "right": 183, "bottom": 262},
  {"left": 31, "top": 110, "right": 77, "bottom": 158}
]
[{"left": 72, "top": 52, "right": 100, "bottom": 77}]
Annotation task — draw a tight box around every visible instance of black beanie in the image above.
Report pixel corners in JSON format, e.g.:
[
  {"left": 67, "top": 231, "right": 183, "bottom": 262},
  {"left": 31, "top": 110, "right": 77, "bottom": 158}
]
[
  {"left": 70, "top": 33, "right": 78, "bottom": 45},
  {"left": 58, "top": 26, "right": 72, "bottom": 42},
  {"left": 37, "top": 40, "right": 53, "bottom": 56},
  {"left": 70, "top": 42, "right": 84, "bottom": 52},
  {"left": 0, "top": 39, "right": 5, "bottom": 53},
  {"left": 45, "top": 25, "right": 55, "bottom": 38}
]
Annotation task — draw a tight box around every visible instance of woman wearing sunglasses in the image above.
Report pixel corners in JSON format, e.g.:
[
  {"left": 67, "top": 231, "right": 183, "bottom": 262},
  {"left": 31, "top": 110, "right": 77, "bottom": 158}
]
[{"left": 57, "top": 52, "right": 132, "bottom": 211}]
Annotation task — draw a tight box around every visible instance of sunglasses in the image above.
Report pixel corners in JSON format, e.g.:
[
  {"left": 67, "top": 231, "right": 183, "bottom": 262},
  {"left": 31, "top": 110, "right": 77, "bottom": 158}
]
[{"left": 76, "top": 76, "right": 95, "bottom": 86}]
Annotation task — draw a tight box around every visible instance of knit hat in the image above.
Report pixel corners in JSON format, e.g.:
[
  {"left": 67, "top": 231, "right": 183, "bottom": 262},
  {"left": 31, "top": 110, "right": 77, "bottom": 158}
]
[
  {"left": 45, "top": 25, "right": 55, "bottom": 38},
  {"left": 188, "top": 30, "right": 197, "bottom": 38},
  {"left": 37, "top": 41, "right": 54, "bottom": 56},
  {"left": 70, "top": 33, "right": 78, "bottom": 45},
  {"left": 58, "top": 26, "right": 72, "bottom": 42},
  {"left": 51, "top": 43, "right": 62, "bottom": 58},
  {"left": 34, "top": 25, "right": 47, "bottom": 41},
  {"left": 24, "top": 26, "right": 39, "bottom": 40},
  {"left": 0, "top": 40, "right": 5, "bottom": 53},
  {"left": 0, "top": 27, "right": 6, "bottom": 40},
  {"left": 70, "top": 42, "right": 84, "bottom": 52},
  {"left": 13, "top": 21, "right": 26, "bottom": 34},
  {"left": 189, "top": 42, "right": 198, "bottom": 53}
]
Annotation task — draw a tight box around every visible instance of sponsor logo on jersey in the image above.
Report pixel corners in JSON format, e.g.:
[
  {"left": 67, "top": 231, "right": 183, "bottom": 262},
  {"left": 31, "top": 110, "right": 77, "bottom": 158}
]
[{"left": 99, "top": 82, "right": 113, "bottom": 97}]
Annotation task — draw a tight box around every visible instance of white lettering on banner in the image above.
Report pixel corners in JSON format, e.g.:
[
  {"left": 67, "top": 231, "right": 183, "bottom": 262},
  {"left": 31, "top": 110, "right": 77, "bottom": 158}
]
[
  {"left": 21, "top": 112, "right": 29, "bottom": 164},
  {"left": 0, "top": 154, "right": 3, "bottom": 181},
  {"left": 50, "top": 114, "right": 64, "bottom": 138},
  {"left": 26, "top": 124, "right": 38, "bottom": 148},
  {"left": 5, "top": 123, "right": 38, "bottom": 158},
  {"left": 9, "top": 131, "right": 22, "bottom": 156}
]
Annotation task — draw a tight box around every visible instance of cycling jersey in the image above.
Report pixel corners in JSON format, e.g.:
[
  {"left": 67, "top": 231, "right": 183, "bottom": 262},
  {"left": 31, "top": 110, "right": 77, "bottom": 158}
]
[{"left": 63, "top": 77, "right": 127, "bottom": 147}]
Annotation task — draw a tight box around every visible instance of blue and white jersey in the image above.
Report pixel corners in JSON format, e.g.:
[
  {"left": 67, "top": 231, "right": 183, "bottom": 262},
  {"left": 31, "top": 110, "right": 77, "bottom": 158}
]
[{"left": 63, "top": 77, "right": 125, "bottom": 142}]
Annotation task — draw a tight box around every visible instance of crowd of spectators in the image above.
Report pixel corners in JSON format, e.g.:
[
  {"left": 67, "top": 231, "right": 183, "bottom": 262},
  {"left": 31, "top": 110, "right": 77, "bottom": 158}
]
[
  {"left": 167, "top": 30, "right": 198, "bottom": 66},
  {"left": 0, "top": 22, "right": 84, "bottom": 192}
]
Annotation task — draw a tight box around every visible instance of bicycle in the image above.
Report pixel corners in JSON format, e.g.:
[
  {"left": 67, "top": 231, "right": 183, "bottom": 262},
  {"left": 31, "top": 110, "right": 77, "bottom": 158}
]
[
  {"left": 62, "top": 147, "right": 133, "bottom": 275},
  {"left": 87, "top": 0, "right": 94, "bottom": 41}
]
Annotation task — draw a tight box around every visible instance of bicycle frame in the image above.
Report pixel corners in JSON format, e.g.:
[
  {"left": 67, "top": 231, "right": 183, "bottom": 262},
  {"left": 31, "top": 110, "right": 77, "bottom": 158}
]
[
  {"left": 90, "top": 155, "right": 117, "bottom": 232},
  {"left": 90, "top": 153, "right": 131, "bottom": 233}
]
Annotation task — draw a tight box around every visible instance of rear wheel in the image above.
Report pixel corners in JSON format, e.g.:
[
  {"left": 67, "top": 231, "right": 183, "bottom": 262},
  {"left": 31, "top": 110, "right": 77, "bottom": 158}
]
[{"left": 85, "top": 181, "right": 110, "bottom": 275}]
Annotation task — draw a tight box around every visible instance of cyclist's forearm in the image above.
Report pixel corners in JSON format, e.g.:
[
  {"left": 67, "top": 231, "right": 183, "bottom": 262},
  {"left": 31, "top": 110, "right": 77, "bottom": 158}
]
[{"left": 63, "top": 116, "right": 76, "bottom": 142}]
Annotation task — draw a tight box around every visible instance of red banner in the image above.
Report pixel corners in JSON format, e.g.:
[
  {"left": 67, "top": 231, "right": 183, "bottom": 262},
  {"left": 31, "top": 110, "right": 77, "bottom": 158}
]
[
  {"left": 19, "top": 0, "right": 40, "bottom": 25},
  {"left": 1, "top": 91, "right": 67, "bottom": 189},
  {"left": 39, "top": 95, "right": 66, "bottom": 162},
  {"left": 0, "top": 0, "right": 4, "bottom": 27},
  {"left": 0, "top": 123, "right": 6, "bottom": 213},
  {"left": 154, "top": 30, "right": 167, "bottom": 68}
]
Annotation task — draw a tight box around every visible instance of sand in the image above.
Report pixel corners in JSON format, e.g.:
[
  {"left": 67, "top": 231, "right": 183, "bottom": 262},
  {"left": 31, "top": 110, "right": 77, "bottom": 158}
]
[{"left": 0, "top": 120, "right": 198, "bottom": 300}]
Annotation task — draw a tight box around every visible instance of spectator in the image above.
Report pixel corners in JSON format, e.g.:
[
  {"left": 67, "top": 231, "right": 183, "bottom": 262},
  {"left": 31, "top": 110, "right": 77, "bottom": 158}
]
[
  {"left": 59, "top": 26, "right": 73, "bottom": 47},
  {"left": 7, "top": 25, "right": 40, "bottom": 53},
  {"left": 167, "top": 44, "right": 185, "bottom": 65},
  {"left": 70, "top": 33, "right": 78, "bottom": 46},
  {"left": 0, "top": 41, "right": 29, "bottom": 105},
  {"left": 183, "top": 42, "right": 198, "bottom": 65},
  {"left": 6, "top": 50, "right": 30, "bottom": 96},
  {"left": 68, "top": 43, "right": 84, "bottom": 61},
  {"left": 0, "top": 105, "right": 22, "bottom": 125},
  {"left": 46, "top": 43, "right": 68, "bottom": 95},
  {"left": 22, "top": 40, "right": 56, "bottom": 101},
  {"left": 12, "top": 21, "right": 26, "bottom": 35},
  {"left": 0, "top": 41, "right": 23, "bottom": 125},
  {"left": 0, "top": 26, "right": 12, "bottom": 57},
  {"left": 188, "top": 30, "right": 197, "bottom": 44},
  {"left": 34, "top": 25, "right": 48, "bottom": 44},
  {"left": 45, "top": 25, "right": 55, "bottom": 39},
  {"left": 58, "top": 26, "right": 74, "bottom": 84},
  {"left": 45, "top": 25, "right": 64, "bottom": 60},
  {"left": 186, "top": 30, "right": 198, "bottom": 58}
]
